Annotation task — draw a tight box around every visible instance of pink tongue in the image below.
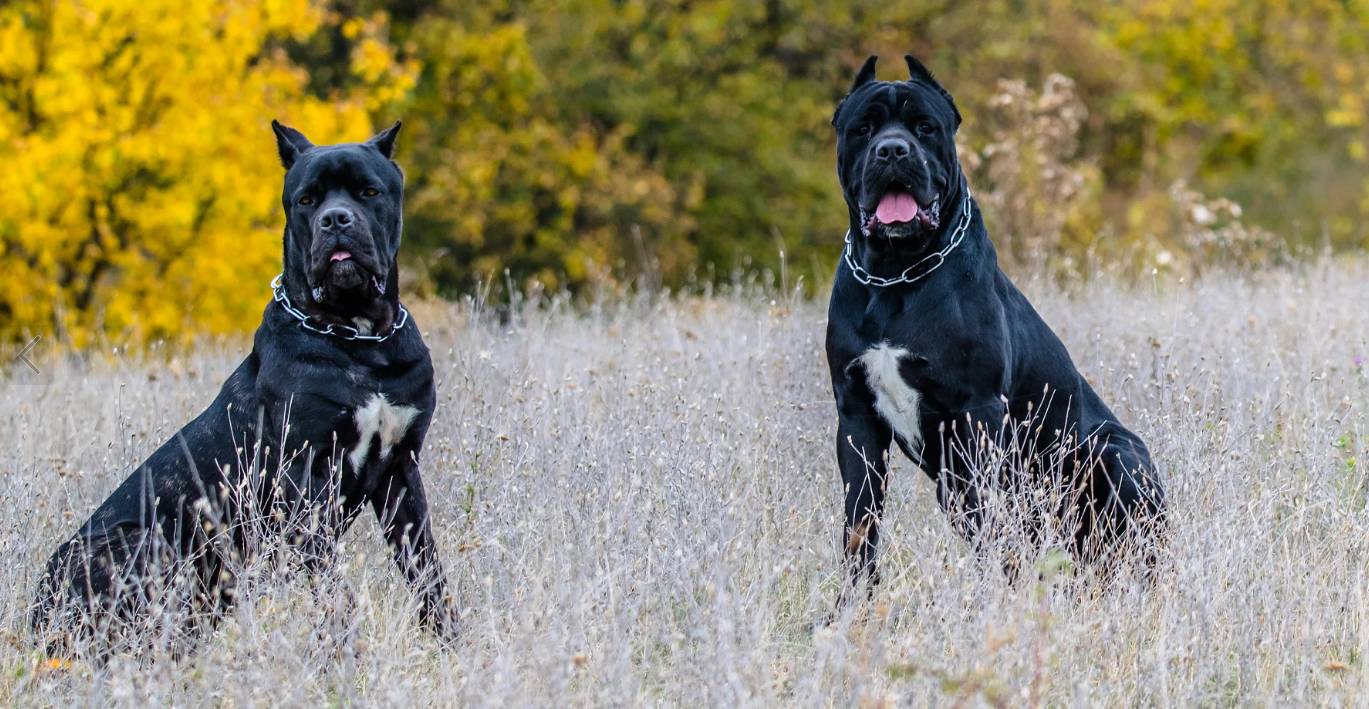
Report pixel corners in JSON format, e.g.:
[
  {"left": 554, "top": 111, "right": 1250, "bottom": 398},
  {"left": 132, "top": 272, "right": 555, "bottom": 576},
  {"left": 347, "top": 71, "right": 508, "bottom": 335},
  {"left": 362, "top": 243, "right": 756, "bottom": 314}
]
[
  {"left": 875, "top": 192, "right": 919, "bottom": 224},
  {"left": 330, "top": 251, "right": 352, "bottom": 262}
]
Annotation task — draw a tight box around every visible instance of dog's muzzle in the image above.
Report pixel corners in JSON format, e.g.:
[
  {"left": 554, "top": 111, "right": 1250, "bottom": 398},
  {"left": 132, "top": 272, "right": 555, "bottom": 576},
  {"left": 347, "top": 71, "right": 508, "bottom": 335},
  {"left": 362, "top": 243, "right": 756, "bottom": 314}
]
[
  {"left": 311, "top": 252, "right": 387, "bottom": 303},
  {"left": 306, "top": 208, "right": 386, "bottom": 301}
]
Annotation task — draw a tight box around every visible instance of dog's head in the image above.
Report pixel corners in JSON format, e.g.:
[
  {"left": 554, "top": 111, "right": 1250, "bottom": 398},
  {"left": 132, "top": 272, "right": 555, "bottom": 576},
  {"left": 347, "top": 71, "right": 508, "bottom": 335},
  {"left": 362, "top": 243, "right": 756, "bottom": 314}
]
[
  {"left": 272, "top": 120, "right": 404, "bottom": 319},
  {"left": 832, "top": 55, "right": 963, "bottom": 243}
]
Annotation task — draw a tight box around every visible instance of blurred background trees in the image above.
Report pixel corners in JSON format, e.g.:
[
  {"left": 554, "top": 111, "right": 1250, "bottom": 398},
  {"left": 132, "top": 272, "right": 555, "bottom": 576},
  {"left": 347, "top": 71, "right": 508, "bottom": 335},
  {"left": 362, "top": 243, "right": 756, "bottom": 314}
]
[
  {"left": 0, "top": 0, "right": 389, "bottom": 345},
  {"left": 4, "top": 0, "right": 1369, "bottom": 344}
]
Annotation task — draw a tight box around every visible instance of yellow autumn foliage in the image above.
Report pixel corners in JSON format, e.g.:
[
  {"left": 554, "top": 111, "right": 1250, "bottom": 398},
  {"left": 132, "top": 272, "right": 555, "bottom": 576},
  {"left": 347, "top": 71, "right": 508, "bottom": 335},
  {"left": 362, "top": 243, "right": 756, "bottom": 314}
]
[
  {"left": 6, "top": 0, "right": 1369, "bottom": 348},
  {"left": 0, "top": 0, "right": 403, "bottom": 346}
]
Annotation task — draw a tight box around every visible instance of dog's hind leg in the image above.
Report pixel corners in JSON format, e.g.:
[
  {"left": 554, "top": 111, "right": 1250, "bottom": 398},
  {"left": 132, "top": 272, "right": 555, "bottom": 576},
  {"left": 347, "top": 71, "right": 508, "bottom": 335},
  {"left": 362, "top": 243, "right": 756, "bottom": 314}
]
[
  {"left": 1078, "top": 432, "right": 1166, "bottom": 571},
  {"left": 32, "top": 525, "right": 170, "bottom": 659}
]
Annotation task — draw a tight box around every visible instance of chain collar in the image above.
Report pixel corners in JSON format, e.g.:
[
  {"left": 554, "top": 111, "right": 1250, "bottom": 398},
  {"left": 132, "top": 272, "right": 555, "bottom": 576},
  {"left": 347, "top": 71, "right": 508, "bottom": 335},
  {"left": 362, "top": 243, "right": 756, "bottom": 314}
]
[
  {"left": 271, "top": 273, "right": 409, "bottom": 343},
  {"left": 843, "top": 189, "right": 974, "bottom": 288}
]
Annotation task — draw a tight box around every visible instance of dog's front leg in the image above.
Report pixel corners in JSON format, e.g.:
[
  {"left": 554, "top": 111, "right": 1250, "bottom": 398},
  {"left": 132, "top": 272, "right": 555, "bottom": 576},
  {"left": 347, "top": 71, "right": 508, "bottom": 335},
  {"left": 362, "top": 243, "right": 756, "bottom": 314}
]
[
  {"left": 371, "top": 456, "right": 457, "bottom": 641},
  {"left": 835, "top": 414, "right": 893, "bottom": 606}
]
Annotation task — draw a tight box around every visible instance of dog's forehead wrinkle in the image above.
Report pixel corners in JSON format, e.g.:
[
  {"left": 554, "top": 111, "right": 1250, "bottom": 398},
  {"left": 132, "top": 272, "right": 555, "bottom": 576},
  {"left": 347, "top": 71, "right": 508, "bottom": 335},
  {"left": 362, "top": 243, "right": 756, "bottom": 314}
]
[
  {"left": 318, "top": 164, "right": 382, "bottom": 189},
  {"left": 854, "top": 82, "right": 949, "bottom": 124},
  {"left": 847, "top": 83, "right": 939, "bottom": 128},
  {"left": 294, "top": 146, "right": 395, "bottom": 187}
]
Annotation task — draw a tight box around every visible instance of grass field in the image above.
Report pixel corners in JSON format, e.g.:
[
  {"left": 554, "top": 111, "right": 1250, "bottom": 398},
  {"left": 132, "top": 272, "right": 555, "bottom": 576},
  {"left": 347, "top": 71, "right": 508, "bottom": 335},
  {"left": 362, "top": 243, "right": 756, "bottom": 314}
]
[{"left": 2, "top": 261, "right": 1368, "bottom": 706}]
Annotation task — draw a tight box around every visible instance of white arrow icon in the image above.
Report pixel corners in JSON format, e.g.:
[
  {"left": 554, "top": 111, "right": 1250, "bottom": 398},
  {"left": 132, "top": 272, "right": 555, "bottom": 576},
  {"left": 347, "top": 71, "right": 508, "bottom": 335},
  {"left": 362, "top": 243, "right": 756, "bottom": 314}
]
[{"left": 15, "top": 336, "right": 39, "bottom": 374}]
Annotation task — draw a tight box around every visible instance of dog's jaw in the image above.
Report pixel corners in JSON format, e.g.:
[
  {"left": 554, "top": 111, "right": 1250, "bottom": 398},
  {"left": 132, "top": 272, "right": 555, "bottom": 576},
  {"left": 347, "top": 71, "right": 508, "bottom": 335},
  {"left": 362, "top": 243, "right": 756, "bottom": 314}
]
[
  {"left": 283, "top": 225, "right": 400, "bottom": 334},
  {"left": 310, "top": 262, "right": 389, "bottom": 305}
]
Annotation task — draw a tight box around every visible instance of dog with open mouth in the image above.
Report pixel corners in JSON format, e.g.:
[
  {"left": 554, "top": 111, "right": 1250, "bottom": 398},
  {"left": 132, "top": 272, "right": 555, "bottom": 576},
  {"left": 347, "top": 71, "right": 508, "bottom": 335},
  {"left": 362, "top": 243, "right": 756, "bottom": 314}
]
[
  {"left": 31, "top": 121, "right": 457, "bottom": 654},
  {"left": 825, "top": 56, "right": 1166, "bottom": 603}
]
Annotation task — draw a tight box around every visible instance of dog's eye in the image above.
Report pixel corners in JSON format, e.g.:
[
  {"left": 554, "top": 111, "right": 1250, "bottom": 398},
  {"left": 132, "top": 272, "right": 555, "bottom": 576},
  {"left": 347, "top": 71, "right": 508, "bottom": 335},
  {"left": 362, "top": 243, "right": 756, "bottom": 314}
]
[
  {"left": 361, "top": 188, "right": 380, "bottom": 198},
  {"left": 915, "top": 121, "right": 936, "bottom": 135},
  {"left": 854, "top": 123, "right": 872, "bottom": 137},
  {"left": 297, "top": 195, "right": 314, "bottom": 206}
]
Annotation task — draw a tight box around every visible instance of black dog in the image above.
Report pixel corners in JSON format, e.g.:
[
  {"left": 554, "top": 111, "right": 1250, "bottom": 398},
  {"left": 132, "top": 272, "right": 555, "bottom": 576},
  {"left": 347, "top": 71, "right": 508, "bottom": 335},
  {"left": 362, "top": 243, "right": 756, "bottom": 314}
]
[
  {"left": 826, "top": 56, "right": 1165, "bottom": 598},
  {"left": 33, "top": 121, "right": 455, "bottom": 652}
]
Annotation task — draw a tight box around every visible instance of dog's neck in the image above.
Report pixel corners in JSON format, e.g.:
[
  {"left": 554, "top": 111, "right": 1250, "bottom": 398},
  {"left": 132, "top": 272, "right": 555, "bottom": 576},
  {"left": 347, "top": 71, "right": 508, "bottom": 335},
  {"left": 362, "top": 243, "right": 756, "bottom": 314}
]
[
  {"left": 845, "top": 177, "right": 974, "bottom": 283},
  {"left": 279, "top": 261, "right": 400, "bottom": 336}
]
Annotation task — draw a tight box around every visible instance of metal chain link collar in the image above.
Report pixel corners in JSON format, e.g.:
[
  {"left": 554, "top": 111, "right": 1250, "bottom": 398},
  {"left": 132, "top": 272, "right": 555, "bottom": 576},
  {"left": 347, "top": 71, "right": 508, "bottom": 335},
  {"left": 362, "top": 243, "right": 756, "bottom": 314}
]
[
  {"left": 271, "top": 273, "right": 409, "bottom": 343},
  {"left": 843, "top": 189, "right": 974, "bottom": 288}
]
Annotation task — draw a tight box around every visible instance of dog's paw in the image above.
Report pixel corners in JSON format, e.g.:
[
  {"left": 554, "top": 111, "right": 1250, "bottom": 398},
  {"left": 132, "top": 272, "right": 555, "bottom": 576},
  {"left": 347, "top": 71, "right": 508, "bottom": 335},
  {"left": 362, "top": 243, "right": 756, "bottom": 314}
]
[{"left": 420, "top": 596, "right": 460, "bottom": 648}]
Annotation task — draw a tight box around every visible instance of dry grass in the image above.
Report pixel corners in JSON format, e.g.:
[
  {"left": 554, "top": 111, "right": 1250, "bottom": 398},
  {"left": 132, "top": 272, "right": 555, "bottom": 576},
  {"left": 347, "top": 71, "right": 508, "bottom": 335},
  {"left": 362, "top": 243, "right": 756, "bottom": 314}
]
[{"left": 2, "top": 260, "right": 1368, "bottom": 706}]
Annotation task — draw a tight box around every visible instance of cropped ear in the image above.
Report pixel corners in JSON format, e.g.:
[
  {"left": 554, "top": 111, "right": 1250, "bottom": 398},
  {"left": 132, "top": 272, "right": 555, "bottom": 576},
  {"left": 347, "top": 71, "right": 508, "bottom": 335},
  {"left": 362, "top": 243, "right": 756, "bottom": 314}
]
[
  {"left": 833, "top": 56, "right": 879, "bottom": 126},
  {"left": 905, "top": 55, "right": 962, "bottom": 129},
  {"left": 366, "top": 120, "right": 402, "bottom": 159},
  {"left": 271, "top": 120, "right": 314, "bottom": 169},
  {"left": 851, "top": 55, "right": 878, "bottom": 92}
]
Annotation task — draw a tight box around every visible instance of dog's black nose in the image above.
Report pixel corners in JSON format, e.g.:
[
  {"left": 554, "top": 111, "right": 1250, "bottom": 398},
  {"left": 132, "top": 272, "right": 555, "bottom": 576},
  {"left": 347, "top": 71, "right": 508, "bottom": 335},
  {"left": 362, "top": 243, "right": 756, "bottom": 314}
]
[
  {"left": 317, "top": 207, "right": 354, "bottom": 231},
  {"left": 874, "top": 137, "right": 911, "bottom": 161}
]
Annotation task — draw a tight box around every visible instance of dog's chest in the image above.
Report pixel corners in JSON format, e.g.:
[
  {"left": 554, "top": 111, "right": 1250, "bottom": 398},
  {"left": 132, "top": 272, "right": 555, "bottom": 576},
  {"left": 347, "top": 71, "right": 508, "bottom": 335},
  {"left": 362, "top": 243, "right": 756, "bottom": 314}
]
[
  {"left": 348, "top": 393, "right": 420, "bottom": 469},
  {"left": 859, "top": 343, "right": 922, "bottom": 447}
]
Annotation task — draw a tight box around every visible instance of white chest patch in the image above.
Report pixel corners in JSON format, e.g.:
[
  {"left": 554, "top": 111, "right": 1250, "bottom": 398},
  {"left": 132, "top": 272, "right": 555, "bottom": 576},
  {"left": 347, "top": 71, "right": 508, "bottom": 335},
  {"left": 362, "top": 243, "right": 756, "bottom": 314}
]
[
  {"left": 859, "top": 343, "right": 923, "bottom": 447},
  {"left": 350, "top": 393, "right": 420, "bottom": 469}
]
